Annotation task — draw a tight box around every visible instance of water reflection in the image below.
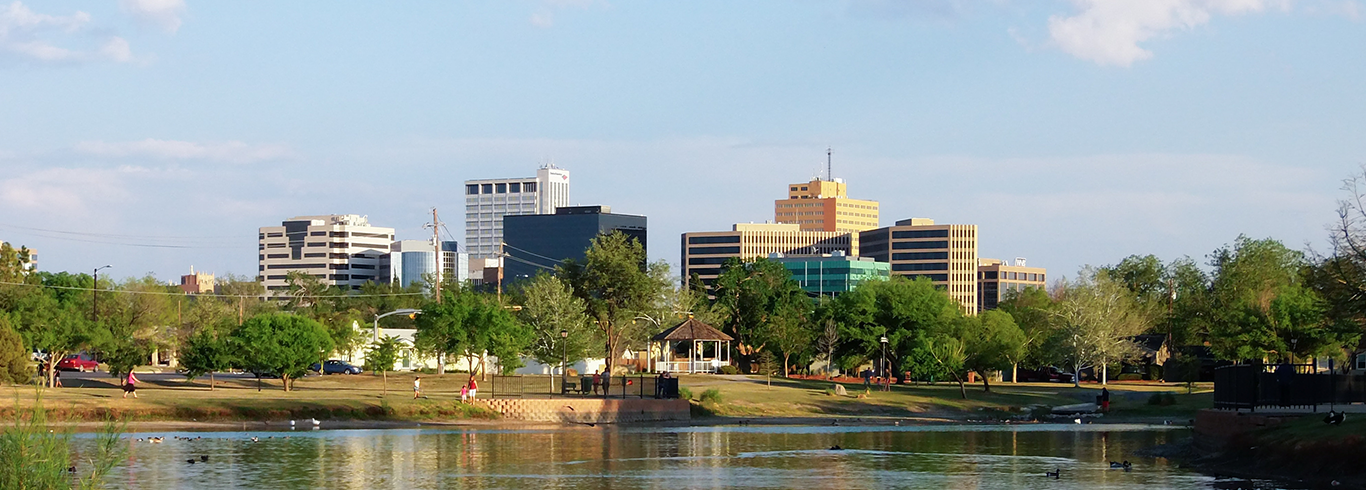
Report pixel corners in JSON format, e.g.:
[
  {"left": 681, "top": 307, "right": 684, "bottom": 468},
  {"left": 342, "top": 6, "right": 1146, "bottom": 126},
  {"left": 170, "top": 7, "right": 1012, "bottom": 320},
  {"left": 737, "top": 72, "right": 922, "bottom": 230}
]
[{"left": 74, "top": 425, "right": 1287, "bottom": 490}]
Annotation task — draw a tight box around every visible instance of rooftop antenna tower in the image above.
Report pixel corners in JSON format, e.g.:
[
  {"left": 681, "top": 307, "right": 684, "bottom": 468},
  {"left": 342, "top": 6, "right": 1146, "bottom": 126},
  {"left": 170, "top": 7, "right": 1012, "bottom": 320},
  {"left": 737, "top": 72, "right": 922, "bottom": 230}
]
[{"left": 827, "top": 147, "right": 832, "bottom": 181}]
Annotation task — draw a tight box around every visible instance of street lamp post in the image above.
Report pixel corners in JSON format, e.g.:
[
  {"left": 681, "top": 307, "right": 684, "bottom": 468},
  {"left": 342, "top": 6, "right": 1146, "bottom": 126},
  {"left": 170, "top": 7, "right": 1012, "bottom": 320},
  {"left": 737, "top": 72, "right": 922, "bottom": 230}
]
[
  {"left": 373, "top": 308, "right": 421, "bottom": 341},
  {"left": 880, "top": 336, "right": 889, "bottom": 392},
  {"left": 92, "top": 265, "right": 111, "bottom": 322},
  {"left": 560, "top": 329, "right": 568, "bottom": 395}
]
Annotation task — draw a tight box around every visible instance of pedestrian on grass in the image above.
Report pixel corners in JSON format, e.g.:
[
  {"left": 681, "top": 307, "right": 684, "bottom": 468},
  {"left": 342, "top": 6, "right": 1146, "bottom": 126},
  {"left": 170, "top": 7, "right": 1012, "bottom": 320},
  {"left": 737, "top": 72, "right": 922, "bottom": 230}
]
[
  {"left": 122, "top": 370, "right": 139, "bottom": 399},
  {"left": 52, "top": 366, "right": 61, "bottom": 388},
  {"left": 592, "top": 370, "right": 602, "bottom": 395},
  {"left": 1100, "top": 387, "right": 1110, "bottom": 411},
  {"left": 460, "top": 384, "right": 469, "bottom": 402},
  {"left": 468, "top": 378, "right": 478, "bottom": 400},
  {"left": 862, "top": 369, "right": 872, "bottom": 389},
  {"left": 413, "top": 376, "right": 422, "bottom": 399}
]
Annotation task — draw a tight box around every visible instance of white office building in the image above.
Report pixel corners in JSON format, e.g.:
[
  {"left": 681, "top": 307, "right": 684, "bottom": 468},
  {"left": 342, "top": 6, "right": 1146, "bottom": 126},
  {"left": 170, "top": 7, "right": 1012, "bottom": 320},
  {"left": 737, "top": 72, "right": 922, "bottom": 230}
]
[
  {"left": 464, "top": 164, "right": 570, "bottom": 259},
  {"left": 258, "top": 215, "right": 395, "bottom": 293}
]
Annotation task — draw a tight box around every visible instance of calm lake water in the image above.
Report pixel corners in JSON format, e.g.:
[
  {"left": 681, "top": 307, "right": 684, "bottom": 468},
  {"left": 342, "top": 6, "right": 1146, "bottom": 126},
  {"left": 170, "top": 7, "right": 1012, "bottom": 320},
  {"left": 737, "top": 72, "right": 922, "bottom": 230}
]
[{"left": 73, "top": 424, "right": 1289, "bottom": 489}]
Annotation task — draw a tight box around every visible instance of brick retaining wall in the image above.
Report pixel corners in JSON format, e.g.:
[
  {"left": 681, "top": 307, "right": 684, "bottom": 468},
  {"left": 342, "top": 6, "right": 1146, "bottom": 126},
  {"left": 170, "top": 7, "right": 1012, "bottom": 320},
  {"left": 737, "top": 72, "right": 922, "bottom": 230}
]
[{"left": 477, "top": 398, "right": 690, "bottom": 424}]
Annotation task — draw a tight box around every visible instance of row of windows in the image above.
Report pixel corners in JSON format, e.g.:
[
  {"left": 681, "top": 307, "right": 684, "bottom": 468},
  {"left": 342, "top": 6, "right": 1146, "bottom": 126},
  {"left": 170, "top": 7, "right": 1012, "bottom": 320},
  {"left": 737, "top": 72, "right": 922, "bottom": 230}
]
[
  {"left": 466, "top": 182, "right": 538, "bottom": 195},
  {"left": 981, "top": 272, "right": 1046, "bottom": 282},
  {"left": 891, "top": 241, "right": 948, "bottom": 250},
  {"left": 892, "top": 229, "right": 949, "bottom": 239},
  {"left": 892, "top": 251, "right": 948, "bottom": 261},
  {"left": 688, "top": 235, "right": 741, "bottom": 245},
  {"left": 893, "top": 262, "right": 948, "bottom": 272},
  {"left": 688, "top": 257, "right": 734, "bottom": 265},
  {"left": 689, "top": 246, "right": 741, "bottom": 255}
]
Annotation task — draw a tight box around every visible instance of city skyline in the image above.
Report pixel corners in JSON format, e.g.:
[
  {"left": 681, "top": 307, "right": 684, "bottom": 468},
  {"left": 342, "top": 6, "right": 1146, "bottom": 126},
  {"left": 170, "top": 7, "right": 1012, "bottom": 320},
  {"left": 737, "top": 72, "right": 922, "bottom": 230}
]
[{"left": 1, "top": 1, "right": 1362, "bottom": 282}]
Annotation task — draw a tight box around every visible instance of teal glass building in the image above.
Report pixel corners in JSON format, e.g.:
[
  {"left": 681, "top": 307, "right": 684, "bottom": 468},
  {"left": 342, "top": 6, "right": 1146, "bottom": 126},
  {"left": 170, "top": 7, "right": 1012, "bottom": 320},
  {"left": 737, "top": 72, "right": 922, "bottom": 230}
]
[{"left": 772, "top": 252, "right": 891, "bottom": 297}]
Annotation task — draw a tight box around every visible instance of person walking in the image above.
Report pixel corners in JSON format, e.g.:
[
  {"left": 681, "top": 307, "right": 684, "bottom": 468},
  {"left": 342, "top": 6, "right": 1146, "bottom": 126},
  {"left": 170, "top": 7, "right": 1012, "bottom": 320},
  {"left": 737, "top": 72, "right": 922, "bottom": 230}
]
[
  {"left": 413, "top": 376, "right": 422, "bottom": 399},
  {"left": 1100, "top": 387, "right": 1111, "bottom": 412},
  {"left": 592, "top": 370, "right": 602, "bottom": 396},
  {"left": 122, "top": 370, "right": 139, "bottom": 399}
]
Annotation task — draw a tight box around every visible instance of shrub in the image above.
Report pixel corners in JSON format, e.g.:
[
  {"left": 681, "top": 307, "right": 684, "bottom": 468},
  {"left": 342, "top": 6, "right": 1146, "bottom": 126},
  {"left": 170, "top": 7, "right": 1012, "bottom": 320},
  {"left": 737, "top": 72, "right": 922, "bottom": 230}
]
[
  {"left": 678, "top": 387, "right": 693, "bottom": 400},
  {"left": 699, "top": 388, "right": 723, "bottom": 404},
  {"left": 718, "top": 365, "right": 739, "bottom": 375},
  {"left": 1117, "top": 374, "right": 1143, "bottom": 381},
  {"left": 1147, "top": 392, "right": 1177, "bottom": 406}
]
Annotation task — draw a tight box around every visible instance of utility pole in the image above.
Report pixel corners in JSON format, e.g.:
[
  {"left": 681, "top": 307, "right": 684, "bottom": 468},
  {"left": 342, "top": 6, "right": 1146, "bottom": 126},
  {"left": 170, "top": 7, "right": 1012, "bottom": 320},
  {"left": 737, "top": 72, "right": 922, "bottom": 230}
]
[
  {"left": 92, "top": 265, "right": 111, "bottom": 322},
  {"left": 497, "top": 241, "right": 504, "bottom": 304},
  {"left": 426, "top": 208, "right": 443, "bottom": 303}
]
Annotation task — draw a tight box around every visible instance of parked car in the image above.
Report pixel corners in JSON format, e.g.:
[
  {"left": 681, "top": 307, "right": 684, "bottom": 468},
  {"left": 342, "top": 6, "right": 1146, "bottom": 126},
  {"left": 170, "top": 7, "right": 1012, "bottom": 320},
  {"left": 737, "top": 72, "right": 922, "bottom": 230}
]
[
  {"left": 1017, "top": 366, "right": 1075, "bottom": 383},
  {"left": 56, "top": 354, "right": 99, "bottom": 372},
  {"left": 309, "top": 360, "right": 362, "bottom": 375}
]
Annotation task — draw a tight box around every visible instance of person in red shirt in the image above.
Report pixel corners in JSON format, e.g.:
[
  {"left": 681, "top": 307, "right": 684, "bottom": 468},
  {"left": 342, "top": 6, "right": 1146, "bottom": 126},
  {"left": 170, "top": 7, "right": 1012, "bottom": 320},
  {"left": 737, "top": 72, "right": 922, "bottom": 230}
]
[{"left": 467, "top": 378, "right": 478, "bottom": 400}]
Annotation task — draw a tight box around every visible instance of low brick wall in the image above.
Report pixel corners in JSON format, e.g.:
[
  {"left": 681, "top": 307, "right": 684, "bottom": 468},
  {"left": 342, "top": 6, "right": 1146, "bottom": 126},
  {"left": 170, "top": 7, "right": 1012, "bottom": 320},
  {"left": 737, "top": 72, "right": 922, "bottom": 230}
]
[
  {"left": 477, "top": 398, "right": 690, "bottom": 424},
  {"left": 1194, "top": 409, "right": 1300, "bottom": 450}
]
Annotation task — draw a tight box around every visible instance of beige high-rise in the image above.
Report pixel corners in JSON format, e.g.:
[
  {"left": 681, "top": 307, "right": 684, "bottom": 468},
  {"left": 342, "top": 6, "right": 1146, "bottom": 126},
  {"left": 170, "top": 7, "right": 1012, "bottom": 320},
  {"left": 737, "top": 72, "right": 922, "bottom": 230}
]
[
  {"left": 258, "top": 215, "right": 395, "bottom": 294},
  {"left": 860, "top": 218, "right": 979, "bottom": 315},
  {"left": 774, "top": 178, "right": 879, "bottom": 233},
  {"left": 977, "top": 258, "right": 1048, "bottom": 311}
]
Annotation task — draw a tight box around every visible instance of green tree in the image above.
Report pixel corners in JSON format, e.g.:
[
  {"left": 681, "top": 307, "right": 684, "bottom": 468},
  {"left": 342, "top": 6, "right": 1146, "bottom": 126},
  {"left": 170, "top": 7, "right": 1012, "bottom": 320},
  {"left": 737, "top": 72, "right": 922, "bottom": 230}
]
[
  {"left": 363, "top": 335, "right": 406, "bottom": 397},
  {"left": 413, "top": 288, "right": 474, "bottom": 374},
  {"left": 915, "top": 333, "right": 969, "bottom": 398},
  {"left": 1047, "top": 269, "right": 1149, "bottom": 386},
  {"left": 1207, "top": 236, "right": 1356, "bottom": 362},
  {"left": 517, "top": 273, "right": 594, "bottom": 391},
  {"left": 17, "top": 294, "right": 95, "bottom": 388},
  {"left": 961, "top": 309, "right": 1026, "bottom": 392},
  {"left": 711, "top": 257, "right": 809, "bottom": 372},
  {"left": 229, "top": 313, "right": 334, "bottom": 391},
  {"left": 997, "top": 286, "right": 1055, "bottom": 382},
  {"left": 559, "top": 232, "right": 669, "bottom": 375},
  {"left": 756, "top": 301, "right": 812, "bottom": 378},
  {"left": 0, "top": 316, "right": 31, "bottom": 384},
  {"left": 180, "top": 328, "right": 234, "bottom": 390},
  {"left": 829, "top": 276, "right": 960, "bottom": 384}
]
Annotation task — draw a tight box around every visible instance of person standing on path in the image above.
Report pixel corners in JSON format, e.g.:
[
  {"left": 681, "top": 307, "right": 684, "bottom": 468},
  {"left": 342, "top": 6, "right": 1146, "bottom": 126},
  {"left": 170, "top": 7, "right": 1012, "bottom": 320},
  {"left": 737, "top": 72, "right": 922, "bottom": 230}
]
[
  {"left": 1100, "top": 387, "right": 1110, "bottom": 412},
  {"left": 413, "top": 376, "right": 422, "bottom": 399},
  {"left": 467, "top": 378, "right": 478, "bottom": 400},
  {"left": 592, "top": 370, "right": 602, "bottom": 395},
  {"left": 122, "top": 370, "right": 139, "bottom": 399}
]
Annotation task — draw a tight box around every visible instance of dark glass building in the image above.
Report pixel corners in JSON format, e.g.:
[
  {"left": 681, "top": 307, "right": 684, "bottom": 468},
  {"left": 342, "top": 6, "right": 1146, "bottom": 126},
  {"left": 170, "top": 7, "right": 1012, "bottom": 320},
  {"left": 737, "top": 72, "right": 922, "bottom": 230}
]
[{"left": 502, "top": 205, "right": 647, "bottom": 284}]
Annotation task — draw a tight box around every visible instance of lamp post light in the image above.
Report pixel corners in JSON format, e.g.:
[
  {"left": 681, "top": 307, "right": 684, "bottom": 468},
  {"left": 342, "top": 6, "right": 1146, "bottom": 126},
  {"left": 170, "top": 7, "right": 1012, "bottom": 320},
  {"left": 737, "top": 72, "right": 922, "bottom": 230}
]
[
  {"left": 92, "top": 265, "right": 111, "bottom": 322},
  {"left": 560, "top": 329, "right": 569, "bottom": 395},
  {"left": 880, "top": 335, "right": 889, "bottom": 392},
  {"left": 373, "top": 308, "right": 421, "bottom": 341}
]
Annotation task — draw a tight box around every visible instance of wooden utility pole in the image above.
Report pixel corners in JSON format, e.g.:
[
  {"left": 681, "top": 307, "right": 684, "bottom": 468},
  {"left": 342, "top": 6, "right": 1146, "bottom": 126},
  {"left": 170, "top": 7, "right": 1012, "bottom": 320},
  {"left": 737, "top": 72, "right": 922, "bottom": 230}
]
[
  {"left": 496, "top": 241, "right": 504, "bottom": 304},
  {"left": 238, "top": 296, "right": 244, "bottom": 325},
  {"left": 428, "top": 208, "right": 443, "bottom": 304}
]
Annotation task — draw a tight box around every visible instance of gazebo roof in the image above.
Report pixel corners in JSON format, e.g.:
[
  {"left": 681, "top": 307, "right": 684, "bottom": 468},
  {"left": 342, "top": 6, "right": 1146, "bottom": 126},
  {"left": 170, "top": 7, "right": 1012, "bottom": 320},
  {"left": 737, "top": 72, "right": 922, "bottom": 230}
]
[{"left": 651, "top": 317, "right": 734, "bottom": 342}]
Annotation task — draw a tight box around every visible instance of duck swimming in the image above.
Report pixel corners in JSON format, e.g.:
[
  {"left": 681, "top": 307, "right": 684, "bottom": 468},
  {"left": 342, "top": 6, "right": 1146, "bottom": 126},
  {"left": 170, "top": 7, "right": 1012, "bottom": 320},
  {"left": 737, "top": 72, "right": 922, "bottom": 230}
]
[{"left": 1045, "top": 469, "right": 1060, "bottom": 479}]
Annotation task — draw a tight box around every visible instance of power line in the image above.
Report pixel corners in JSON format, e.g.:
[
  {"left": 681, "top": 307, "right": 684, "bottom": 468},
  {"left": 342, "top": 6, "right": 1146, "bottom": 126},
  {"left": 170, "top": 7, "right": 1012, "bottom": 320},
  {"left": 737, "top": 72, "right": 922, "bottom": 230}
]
[
  {"left": 0, "top": 223, "right": 239, "bottom": 240},
  {"left": 501, "top": 243, "right": 568, "bottom": 265},
  {"left": 502, "top": 254, "right": 557, "bottom": 271}
]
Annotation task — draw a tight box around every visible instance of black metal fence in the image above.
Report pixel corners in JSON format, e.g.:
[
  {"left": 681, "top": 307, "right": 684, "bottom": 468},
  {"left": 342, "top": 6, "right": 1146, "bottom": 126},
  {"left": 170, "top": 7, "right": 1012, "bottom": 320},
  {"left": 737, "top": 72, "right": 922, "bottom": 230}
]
[
  {"left": 485, "top": 374, "right": 680, "bottom": 399},
  {"left": 1213, "top": 363, "right": 1366, "bottom": 411}
]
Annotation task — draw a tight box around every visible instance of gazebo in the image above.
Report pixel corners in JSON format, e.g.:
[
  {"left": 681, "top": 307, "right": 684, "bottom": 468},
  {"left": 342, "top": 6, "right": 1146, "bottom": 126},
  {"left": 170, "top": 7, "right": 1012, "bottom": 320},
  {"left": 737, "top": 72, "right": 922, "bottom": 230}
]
[{"left": 650, "top": 317, "right": 734, "bottom": 374}]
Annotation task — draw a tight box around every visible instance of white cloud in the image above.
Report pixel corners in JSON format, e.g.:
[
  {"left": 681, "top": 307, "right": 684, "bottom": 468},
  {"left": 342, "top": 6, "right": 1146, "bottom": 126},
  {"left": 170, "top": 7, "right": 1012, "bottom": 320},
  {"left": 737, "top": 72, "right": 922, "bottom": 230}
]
[
  {"left": 0, "top": 166, "right": 136, "bottom": 216},
  {"left": 1045, "top": 0, "right": 1285, "bottom": 67},
  {"left": 75, "top": 139, "right": 293, "bottom": 164},
  {"left": 529, "top": 0, "right": 601, "bottom": 28},
  {"left": 0, "top": 1, "right": 138, "bottom": 64},
  {"left": 119, "top": 0, "right": 185, "bottom": 34}
]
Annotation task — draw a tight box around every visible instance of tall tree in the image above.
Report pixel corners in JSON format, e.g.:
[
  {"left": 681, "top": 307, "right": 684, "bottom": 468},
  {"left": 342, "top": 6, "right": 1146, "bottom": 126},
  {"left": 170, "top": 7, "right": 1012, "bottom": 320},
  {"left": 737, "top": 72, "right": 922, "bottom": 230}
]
[
  {"left": 517, "top": 273, "right": 594, "bottom": 391},
  {"left": 756, "top": 300, "right": 812, "bottom": 377},
  {"left": 180, "top": 328, "right": 234, "bottom": 390},
  {"left": 997, "top": 286, "right": 1055, "bottom": 382},
  {"left": 229, "top": 313, "right": 334, "bottom": 391},
  {"left": 1047, "top": 269, "right": 1149, "bottom": 386},
  {"left": 559, "top": 232, "right": 669, "bottom": 375},
  {"left": 829, "top": 276, "right": 960, "bottom": 383},
  {"left": 711, "top": 257, "right": 810, "bottom": 372},
  {"left": 961, "top": 310, "right": 1027, "bottom": 392},
  {"left": 0, "top": 315, "right": 31, "bottom": 384}
]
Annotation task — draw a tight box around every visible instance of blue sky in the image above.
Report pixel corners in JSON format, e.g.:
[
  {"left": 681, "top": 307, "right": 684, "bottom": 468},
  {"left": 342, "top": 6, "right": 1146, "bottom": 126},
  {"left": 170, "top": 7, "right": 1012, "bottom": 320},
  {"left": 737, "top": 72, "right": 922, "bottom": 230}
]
[{"left": 1, "top": 0, "right": 1363, "bottom": 283}]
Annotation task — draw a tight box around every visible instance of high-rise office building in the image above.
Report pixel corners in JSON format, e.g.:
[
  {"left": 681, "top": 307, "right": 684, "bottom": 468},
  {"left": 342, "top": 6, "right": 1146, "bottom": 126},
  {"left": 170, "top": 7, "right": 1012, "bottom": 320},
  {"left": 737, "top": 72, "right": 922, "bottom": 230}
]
[
  {"left": 681, "top": 223, "right": 856, "bottom": 289},
  {"left": 977, "top": 258, "right": 1048, "bottom": 311},
  {"left": 774, "top": 178, "right": 879, "bottom": 233},
  {"left": 464, "top": 165, "right": 570, "bottom": 260},
  {"left": 860, "top": 218, "right": 979, "bottom": 315},
  {"left": 390, "top": 239, "right": 468, "bottom": 289},
  {"left": 771, "top": 251, "right": 891, "bottom": 297},
  {"left": 502, "top": 205, "right": 646, "bottom": 285},
  {"left": 258, "top": 215, "right": 395, "bottom": 293}
]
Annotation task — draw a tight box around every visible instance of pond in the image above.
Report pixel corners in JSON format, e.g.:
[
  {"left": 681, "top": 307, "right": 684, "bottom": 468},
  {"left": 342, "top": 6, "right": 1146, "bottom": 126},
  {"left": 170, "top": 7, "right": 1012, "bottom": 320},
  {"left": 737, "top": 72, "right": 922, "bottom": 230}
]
[{"left": 77, "top": 424, "right": 1289, "bottom": 489}]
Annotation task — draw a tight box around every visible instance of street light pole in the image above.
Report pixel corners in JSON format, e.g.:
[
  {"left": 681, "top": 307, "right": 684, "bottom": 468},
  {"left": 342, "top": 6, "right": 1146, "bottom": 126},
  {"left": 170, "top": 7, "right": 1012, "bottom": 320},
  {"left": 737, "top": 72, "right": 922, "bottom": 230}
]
[
  {"left": 373, "top": 308, "right": 421, "bottom": 341},
  {"left": 92, "top": 265, "right": 111, "bottom": 322},
  {"left": 880, "top": 336, "right": 889, "bottom": 392},
  {"left": 560, "top": 329, "right": 568, "bottom": 395}
]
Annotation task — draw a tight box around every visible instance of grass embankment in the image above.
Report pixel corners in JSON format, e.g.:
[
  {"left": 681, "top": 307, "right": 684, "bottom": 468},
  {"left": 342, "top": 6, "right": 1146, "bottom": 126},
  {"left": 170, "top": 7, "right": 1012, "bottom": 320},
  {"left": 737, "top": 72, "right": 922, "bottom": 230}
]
[
  {"left": 0, "top": 371, "right": 1209, "bottom": 426},
  {"left": 1211, "top": 414, "right": 1366, "bottom": 488},
  {"left": 0, "top": 372, "right": 498, "bottom": 424},
  {"left": 678, "top": 375, "right": 1211, "bottom": 422}
]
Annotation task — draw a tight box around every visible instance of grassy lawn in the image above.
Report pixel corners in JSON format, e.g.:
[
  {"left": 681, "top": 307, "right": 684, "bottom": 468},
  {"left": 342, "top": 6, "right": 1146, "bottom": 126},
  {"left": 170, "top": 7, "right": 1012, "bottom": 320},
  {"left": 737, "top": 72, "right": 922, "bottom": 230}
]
[
  {"left": 675, "top": 374, "right": 1212, "bottom": 421},
  {"left": 0, "top": 370, "right": 1212, "bottom": 424}
]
